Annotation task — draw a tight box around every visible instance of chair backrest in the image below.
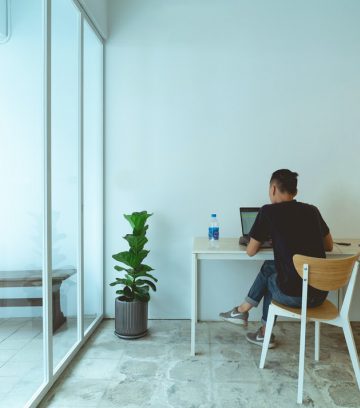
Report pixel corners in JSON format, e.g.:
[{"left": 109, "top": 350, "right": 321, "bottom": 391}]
[{"left": 293, "top": 254, "right": 360, "bottom": 291}]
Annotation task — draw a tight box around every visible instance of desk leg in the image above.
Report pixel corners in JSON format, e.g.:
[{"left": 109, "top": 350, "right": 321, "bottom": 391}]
[{"left": 191, "top": 253, "right": 198, "bottom": 356}]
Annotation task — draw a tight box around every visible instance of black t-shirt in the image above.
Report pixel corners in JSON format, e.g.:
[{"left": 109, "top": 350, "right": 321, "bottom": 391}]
[{"left": 249, "top": 200, "right": 330, "bottom": 297}]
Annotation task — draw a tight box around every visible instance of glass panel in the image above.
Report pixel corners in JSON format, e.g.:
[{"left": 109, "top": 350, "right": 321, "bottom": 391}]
[
  {"left": 83, "top": 21, "right": 103, "bottom": 332},
  {"left": 0, "top": 0, "right": 44, "bottom": 406},
  {"left": 51, "top": 0, "right": 80, "bottom": 369}
]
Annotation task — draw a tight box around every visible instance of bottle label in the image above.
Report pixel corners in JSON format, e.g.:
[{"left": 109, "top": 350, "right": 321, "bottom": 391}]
[{"left": 208, "top": 227, "right": 219, "bottom": 240}]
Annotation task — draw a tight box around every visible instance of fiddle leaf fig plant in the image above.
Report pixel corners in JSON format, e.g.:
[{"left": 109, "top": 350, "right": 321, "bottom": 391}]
[{"left": 110, "top": 211, "right": 157, "bottom": 302}]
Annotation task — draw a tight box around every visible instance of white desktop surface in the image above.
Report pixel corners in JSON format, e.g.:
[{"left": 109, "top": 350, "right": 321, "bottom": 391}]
[
  {"left": 193, "top": 237, "right": 273, "bottom": 259},
  {"left": 193, "top": 237, "right": 359, "bottom": 257}
]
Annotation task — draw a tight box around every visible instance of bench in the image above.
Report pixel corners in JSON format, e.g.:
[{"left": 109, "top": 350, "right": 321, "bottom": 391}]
[{"left": 0, "top": 268, "right": 76, "bottom": 332}]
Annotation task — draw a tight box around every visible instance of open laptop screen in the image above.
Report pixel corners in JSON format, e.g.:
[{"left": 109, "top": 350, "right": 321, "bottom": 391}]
[{"left": 240, "top": 208, "right": 260, "bottom": 236}]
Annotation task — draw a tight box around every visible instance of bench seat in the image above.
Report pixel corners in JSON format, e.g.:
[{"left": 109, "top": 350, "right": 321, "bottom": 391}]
[{"left": 0, "top": 268, "right": 76, "bottom": 332}]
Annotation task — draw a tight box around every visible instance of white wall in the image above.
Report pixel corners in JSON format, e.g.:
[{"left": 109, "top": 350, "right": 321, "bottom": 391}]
[
  {"left": 78, "top": 0, "right": 108, "bottom": 38},
  {"left": 105, "top": 0, "right": 360, "bottom": 320}
]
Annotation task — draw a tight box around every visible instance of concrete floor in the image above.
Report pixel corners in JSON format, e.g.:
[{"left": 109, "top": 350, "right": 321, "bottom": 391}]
[{"left": 40, "top": 319, "right": 360, "bottom": 408}]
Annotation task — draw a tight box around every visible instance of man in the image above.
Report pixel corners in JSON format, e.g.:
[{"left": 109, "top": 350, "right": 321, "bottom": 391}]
[{"left": 219, "top": 169, "right": 333, "bottom": 348}]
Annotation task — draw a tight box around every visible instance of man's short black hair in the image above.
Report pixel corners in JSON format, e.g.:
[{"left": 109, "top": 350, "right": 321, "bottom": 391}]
[{"left": 270, "top": 169, "right": 298, "bottom": 195}]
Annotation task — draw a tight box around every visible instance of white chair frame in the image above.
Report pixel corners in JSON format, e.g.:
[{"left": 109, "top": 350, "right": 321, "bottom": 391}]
[{"left": 259, "top": 259, "right": 360, "bottom": 404}]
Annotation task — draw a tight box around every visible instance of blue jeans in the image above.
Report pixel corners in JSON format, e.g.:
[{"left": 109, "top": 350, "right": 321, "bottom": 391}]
[{"left": 246, "top": 261, "right": 327, "bottom": 325}]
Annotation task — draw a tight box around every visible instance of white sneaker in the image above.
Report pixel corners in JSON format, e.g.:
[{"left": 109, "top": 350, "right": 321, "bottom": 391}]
[
  {"left": 219, "top": 307, "right": 249, "bottom": 326},
  {"left": 246, "top": 327, "right": 276, "bottom": 348}
]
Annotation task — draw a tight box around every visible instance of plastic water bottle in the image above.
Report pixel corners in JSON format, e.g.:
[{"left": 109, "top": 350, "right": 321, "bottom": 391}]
[{"left": 208, "top": 213, "right": 219, "bottom": 247}]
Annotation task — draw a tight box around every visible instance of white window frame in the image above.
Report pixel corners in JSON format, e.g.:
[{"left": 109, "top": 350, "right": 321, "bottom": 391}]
[{"left": 25, "top": 1, "right": 104, "bottom": 406}]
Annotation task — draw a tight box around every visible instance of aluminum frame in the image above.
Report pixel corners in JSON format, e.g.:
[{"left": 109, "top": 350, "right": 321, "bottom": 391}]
[{"left": 25, "top": 0, "right": 105, "bottom": 406}]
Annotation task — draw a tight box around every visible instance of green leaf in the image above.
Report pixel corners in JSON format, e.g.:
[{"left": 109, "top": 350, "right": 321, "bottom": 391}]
[
  {"left": 136, "top": 279, "right": 157, "bottom": 291},
  {"left": 124, "top": 274, "right": 134, "bottom": 282},
  {"left": 123, "top": 234, "right": 148, "bottom": 253},
  {"left": 123, "top": 286, "right": 133, "bottom": 298},
  {"left": 114, "top": 265, "right": 127, "bottom": 272},
  {"left": 144, "top": 273, "right": 158, "bottom": 282},
  {"left": 134, "top": 292, "right": 150, "bottom": 302},
  {"left": 124, "top": 211, "right": 153, "bottom": 234},
  {"left": 126, "top": 278, "right": 134, "bottom": 286},
  {"left": 112, "top": 250, "right": 149, "bottom": 269},
  {"left": 137, "top": 264, "right": 154, "bottom": 273},
  {"left": 109, "top": 277, "right": 127, "bottom": 286},
  {"left": 116, "top": 289, "right": 133, "bottom": 301},
  {"left": 135, "top": 286, "right": 149, "bottom": 295},
  {"left": 133, "top": 271, "right": 158, "bottom": 282}
]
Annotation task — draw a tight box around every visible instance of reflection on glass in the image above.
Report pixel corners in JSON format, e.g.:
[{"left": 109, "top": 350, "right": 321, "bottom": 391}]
[
  {"left": 0, "top": 0, "right": 44, "bottom": 406},
  {"left": 83, "top": 21, "right": 103, "bottom": 332},
  {"left": 51, "top": 0, "right": 80, "bottom": 370}
]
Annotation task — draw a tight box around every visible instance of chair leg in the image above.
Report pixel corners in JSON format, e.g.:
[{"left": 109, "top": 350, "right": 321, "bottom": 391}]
[
  {"left": 315, "top": 321, "right": 320, "bottom": 361},
  {"left": 259, "top": 305, "right": 276, "bottom": 369},
  {"left": 297, "top": 314, "right": 307, "bottom": 404},
  {"left": 342, "top": 319, "right": 360, "bottom": 390}
]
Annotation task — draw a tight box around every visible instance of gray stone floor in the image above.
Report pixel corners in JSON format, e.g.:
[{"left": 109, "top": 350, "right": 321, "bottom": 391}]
[{"left": 40, "top": 320, "right": 360, "bottom": 408}]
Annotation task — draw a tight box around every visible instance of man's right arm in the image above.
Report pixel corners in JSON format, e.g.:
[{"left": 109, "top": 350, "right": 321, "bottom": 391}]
[
  {"left": 324, "top": 232, "right": 333, "bottom": 252},
  {"left": 246, "top": 237, "right": 262, "bottom": 257}
]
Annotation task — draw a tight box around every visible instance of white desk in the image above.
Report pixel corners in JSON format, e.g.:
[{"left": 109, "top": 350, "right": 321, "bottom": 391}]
[{"left": 191, "top": 237, "right": 360, "bottom": 356}]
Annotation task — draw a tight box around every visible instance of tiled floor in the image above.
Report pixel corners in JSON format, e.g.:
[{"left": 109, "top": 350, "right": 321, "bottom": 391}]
[
  {"left": 0, "top": 317, "right": 95, "bottom": 407},
  {"left": 39, "top": 319, "right": 360, "bottom": 408}
]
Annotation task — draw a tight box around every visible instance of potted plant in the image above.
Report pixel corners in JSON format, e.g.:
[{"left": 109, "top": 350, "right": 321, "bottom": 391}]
[{"left": 110, "top": 211, "right": 157, "bottom": 339}]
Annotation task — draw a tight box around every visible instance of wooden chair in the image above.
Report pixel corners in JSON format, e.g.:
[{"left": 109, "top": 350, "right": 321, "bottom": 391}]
[{"left": 259, "top": 253, "right": 360, "bottom": 404}]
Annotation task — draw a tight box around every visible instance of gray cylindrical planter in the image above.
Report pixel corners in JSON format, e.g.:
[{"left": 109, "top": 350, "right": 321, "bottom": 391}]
[{"left": 115, "top": 297, "right": 148, "bottom": 339}]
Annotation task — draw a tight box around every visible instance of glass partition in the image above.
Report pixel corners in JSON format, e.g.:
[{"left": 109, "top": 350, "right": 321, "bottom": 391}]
[
  {"left": 0, "top": 0, "right": 44, "bottom": 406},
  {"left": 51, "top": 0, "right": 80, "bottom": 369},
  {"left": 0, "top": 1, "right": 103, "bottom": 406}
]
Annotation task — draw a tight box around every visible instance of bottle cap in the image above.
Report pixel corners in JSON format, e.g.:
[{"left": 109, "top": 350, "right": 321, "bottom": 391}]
[{"left": 211, "top": 213, "right": 216, "bottom": 217}]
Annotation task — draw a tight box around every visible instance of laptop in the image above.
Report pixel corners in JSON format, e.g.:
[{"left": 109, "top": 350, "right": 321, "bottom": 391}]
[{"left": 239, "top": 207, "right": 272, "bottom": 248}]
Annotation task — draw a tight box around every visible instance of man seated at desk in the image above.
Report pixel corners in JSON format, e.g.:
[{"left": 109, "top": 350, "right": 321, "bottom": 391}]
[{"left": 219, "top": 169, "right": 333, "bottom": 348}]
